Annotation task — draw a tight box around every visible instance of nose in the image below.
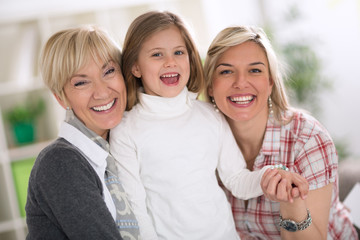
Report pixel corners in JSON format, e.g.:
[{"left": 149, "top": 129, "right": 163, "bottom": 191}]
[
  {"left": 232, "top": 73, "right": 247, "bottom": 88},
  {"left": 93, "top": 80, "right": 111, "bottom": 99},
  {"left": 164, "top": 55, "right": 176, "bottom": 67}
]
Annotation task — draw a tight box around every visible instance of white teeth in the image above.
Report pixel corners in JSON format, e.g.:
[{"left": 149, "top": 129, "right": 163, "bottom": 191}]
[
  {"left": 230, "top": 95, "right": 254, "bottom": 104},
  {"left": 161, "top": 73, "right": 178, "bottom": 78},
  {"left": 92, "top": 99, "right": 115, "bottom": 112}
]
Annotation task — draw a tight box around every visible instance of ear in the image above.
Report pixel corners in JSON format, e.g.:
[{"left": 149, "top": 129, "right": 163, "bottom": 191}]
[
  {"left": 131, "top": 63, "right": 141, "bottom": 78},
  {"left": 269, "top": 77, "right": 274, "bottom": 87},
  {"left": 208, "top": 85, "right": 214, "bottom": 97},
  {"left": 268, "top": 77, "right": 274, "bottom": 94},
  {"left": 53, "top": 93, "right": 68, "bottom": 110}
]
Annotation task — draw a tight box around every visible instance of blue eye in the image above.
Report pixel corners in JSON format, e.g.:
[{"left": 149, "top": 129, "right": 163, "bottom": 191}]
[
  {"left": 220, "top": 70, "right": 232, "bottom": 75},
  {"left": 250, "top": 68, "right": 261, "bottom": 73},
  {"left": 175, "top": 50, "right": 183, "bottom": 55},
  {"left": 152, "top": 52, "right": 162, "bottom": 57}
]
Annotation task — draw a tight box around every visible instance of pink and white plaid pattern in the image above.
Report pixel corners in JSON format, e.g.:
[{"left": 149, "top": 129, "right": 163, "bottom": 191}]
[{"left": 223, "top": 111, "right": 358, "bottom": 240}]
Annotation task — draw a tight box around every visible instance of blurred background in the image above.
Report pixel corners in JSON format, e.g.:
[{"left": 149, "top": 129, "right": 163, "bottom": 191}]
[{"left": 0, "top": 0, "right": 359, "bottom": 239}]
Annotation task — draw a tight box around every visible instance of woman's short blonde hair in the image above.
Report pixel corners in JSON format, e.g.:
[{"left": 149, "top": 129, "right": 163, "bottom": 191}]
[
  {"left": 40, "top": 25, "right": 121, "bottom": 102},
  {"left": 122, "top": 11, "right": 205, "bottom": 110},
  {"left": 204, "top": 26, "right": 292, "bottom": 123}
]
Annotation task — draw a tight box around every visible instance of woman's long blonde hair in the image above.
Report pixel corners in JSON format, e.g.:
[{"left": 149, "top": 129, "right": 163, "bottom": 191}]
[{"left": 204, "top": 26, "right": 293, "bottom": 123}]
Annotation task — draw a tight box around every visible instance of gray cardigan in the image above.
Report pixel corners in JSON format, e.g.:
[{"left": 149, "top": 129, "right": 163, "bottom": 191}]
[{"left": 25, "top": 138, "right": 123, "bottom": 240}]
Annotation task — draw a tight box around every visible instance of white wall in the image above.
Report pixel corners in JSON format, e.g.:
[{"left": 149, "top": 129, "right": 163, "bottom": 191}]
[
  {"left": 1, "top": 0, "right": 359, "bottom": 158},
  {"left": 200, "top": 0, "right": 360, "bottom": 159}
]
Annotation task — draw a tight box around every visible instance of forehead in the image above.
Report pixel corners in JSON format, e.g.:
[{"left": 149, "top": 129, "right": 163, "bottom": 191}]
[
  {"left": 217, "top": 41, "right": 267, "bottom": 65},
  {"left": 142, "top": 26, "right": 185, "bottom": 49}
]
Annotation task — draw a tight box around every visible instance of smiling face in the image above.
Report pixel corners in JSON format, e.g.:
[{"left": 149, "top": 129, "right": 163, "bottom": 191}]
[
  {"left": 131, "top": 25, "right": 190, "bottom": 98},
  {"left": 58, "top": 58, "right": 126, "bottom": 138},
  {"left": 209, "top": 41, "right": 273, "bottom": 123}
]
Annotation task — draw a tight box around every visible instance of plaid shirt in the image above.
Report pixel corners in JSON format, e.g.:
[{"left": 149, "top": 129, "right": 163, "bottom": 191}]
[{"left": 224, "top": 111, "right": 358, "bottom": 240}]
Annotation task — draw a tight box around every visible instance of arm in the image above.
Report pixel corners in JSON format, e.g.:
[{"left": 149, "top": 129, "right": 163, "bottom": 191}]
[
  {"left": 216, "top": 115, "right": 269, "bottom": 199},
  {"left": 110, "top": 125, "right": 159, "bottom": 240},
  {"left": 263, "top": 132, "right": 336, "bottom": 240},
  {"left": 31, "top": 144, "right": 122, "bottom": 240},
  {"left": 279, "top": 184, "right": 332, "bottom": 240}
]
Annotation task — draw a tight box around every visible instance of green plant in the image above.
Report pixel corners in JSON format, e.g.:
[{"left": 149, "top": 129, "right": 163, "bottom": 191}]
[
  {"left": 281, "top": 42, "right": 332, "bottom": 113},
  {"left": 264, "top": 4, "right": 332, "bottom": 114},
  {"left": 5, "top": 98, "right": 45, "bottom": 125},
  {"left": 334, "top": 139, "right": 351, "bottom": 162}
]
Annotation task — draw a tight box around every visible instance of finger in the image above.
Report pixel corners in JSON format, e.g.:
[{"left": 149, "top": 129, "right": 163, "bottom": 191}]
[
  {"left": 291, "top": 187, "right": 300, "bottom": 199},
  {"left": 262, "top": 173, "right": 281, "bottom": 201},
  {"left": 261, "top": 169, "right": 279, "bottom": 190},
  {"left": 265, "top": 173, "right": 282, "bottom": 200},
  {"left": 285, "top": 178, "right": 293, "bottom": 203},
  {"left": 291, "top": 174, "right": 309, "bottom": 199},
  {"left": 276, "top": 178, "right": 289, "bottom": 202}
]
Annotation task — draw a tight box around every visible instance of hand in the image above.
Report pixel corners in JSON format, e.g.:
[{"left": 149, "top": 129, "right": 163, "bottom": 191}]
[
  {"left": 278, "top": 169, "right": 309, "bottom": 201},
  {"left": 261, "top": 168, "right": 309, "bottom": 203}
]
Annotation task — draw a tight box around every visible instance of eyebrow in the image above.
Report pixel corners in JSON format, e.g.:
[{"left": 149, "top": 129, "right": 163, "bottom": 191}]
[
  {"left": 215, "top": 63, "right": 232, "bottom": 69},
  {"left": 147, "top": 45, "right": 186, "bottom": 53},
  {"left": 71, "top": 61, "right": 111, "bottom": 78},
  {"left": 215, "top": 61, "right": 265, "bottom": 69},
  {"left": 249, "top": 61, "right": 265, "bottom": 66}
]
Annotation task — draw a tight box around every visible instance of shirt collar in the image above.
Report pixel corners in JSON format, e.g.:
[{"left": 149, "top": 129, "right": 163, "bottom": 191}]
[
  {"left": 136, "top": 87, "right": 197, "bottom": 117},
  {"left": 58, "top": 121, "right": 108, "bottom": 168},
  {"left": 261, "top": 115, "right": 281, "bottom": 156}
]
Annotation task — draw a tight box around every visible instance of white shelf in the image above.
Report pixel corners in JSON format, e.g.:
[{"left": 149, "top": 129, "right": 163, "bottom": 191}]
[
  {"left": 0, "top": 218, "right": 25, "bottom": 233},
  {"left": 8, "top": 140, "right": 54, "bottom": 162},
  {"left": 0, "top": 80, "right": 45, "bottom": 97}
]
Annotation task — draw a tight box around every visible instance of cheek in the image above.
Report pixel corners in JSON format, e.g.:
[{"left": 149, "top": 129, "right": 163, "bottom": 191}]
[
  {"left": 211, "top": 79, "right": 226, "bottom": 96},
  {"left": 66, "top": 91, "right": 86, "bottom": 109},
  {"left": 115, "top": 80, "right": 127, "bottom": 103}
]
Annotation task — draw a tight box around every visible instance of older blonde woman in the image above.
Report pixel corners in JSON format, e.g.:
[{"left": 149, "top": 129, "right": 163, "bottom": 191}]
[{"left": 25, "top": 26, "right": 139, "bottom": 240}]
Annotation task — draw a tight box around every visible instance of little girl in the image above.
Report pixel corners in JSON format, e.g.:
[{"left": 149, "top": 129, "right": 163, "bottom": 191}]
[{"left": 110, "top": 11, "right": 307, "bottom": 240}]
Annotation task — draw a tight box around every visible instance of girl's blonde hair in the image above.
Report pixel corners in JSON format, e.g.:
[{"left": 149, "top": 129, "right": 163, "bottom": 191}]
[
  {"left": 40, "top": 25, "right": 121, "bottom": 102},
  {"left": 204, "top": 26, "right": 292, "bottom": 123},
  {"left": 122, "top": 11, "right": 205, "bottom": 110}
]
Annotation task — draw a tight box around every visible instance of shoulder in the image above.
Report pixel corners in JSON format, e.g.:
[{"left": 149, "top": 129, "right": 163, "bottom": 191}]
[
  {"left": 36, "top": 138, "right": 86, "bottom": 166},
  {"left": 282, "top": 111, "right": 338, "bottom": 187},
  {"left": 193, "top": 98, "right": 213, "bottom": 110},
  {"left": 110, "top": 107, "right": 140, "bottom": 141},
  {"left": 113, "top": 107, "right": 140, "bottom": 129},
  {"left": 191, "top": 99, "right": 231, "bottom": 137},
  {"left": 284, "top": 111, "right": 333, "bottom": 143},
  {"left": 31, "top": 138, "right": 96, "bottom": 183},
  {"left": 192, "top": 99, "right": 224, "bottom": 120}
]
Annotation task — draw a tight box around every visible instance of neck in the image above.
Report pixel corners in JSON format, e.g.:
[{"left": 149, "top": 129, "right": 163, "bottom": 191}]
[
  {"left": 101, "top": 130, "right": 109, "bottom": 140},
  {"left": 226, "top": 114, "right": 268, "bottom": 169}
]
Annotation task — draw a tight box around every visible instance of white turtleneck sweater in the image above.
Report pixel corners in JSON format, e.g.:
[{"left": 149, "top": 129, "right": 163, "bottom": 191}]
[{"left": 110, "top": 88, "right": 267, "bottom": 240}]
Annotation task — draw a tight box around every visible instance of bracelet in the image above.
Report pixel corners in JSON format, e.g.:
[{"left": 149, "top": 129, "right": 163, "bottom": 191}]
[
  {"left": 279, "top": 209, "right": 312, "bottom": 232},
  {"left": 270, "top": 164, "right": 289, "bottom": 171}
]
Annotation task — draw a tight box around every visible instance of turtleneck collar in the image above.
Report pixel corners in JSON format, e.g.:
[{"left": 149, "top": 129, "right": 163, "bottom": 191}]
[{"left": 135, "top": 87, "right": 197, "bottom": 117}]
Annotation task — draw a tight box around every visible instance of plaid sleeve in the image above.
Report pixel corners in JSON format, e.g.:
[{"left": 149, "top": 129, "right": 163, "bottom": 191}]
[{"left": 295, "top": 131, "right": 338, "bottom": 190}]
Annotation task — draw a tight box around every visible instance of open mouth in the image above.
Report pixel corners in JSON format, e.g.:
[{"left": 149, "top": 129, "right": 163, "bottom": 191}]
[
  {"left": 229, "top": 95, "right": 255, "bottom": 105},
  {"left": 160, "top": 73, "right": 180, "bottom": 85},
  {"left": 91, "top": 99, "right": 116, "bottom": 112}
]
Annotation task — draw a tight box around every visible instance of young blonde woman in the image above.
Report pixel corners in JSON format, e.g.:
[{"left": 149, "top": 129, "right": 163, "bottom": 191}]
[{"left": 204, "top": 25, "right": 358, "bottom": 240}]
